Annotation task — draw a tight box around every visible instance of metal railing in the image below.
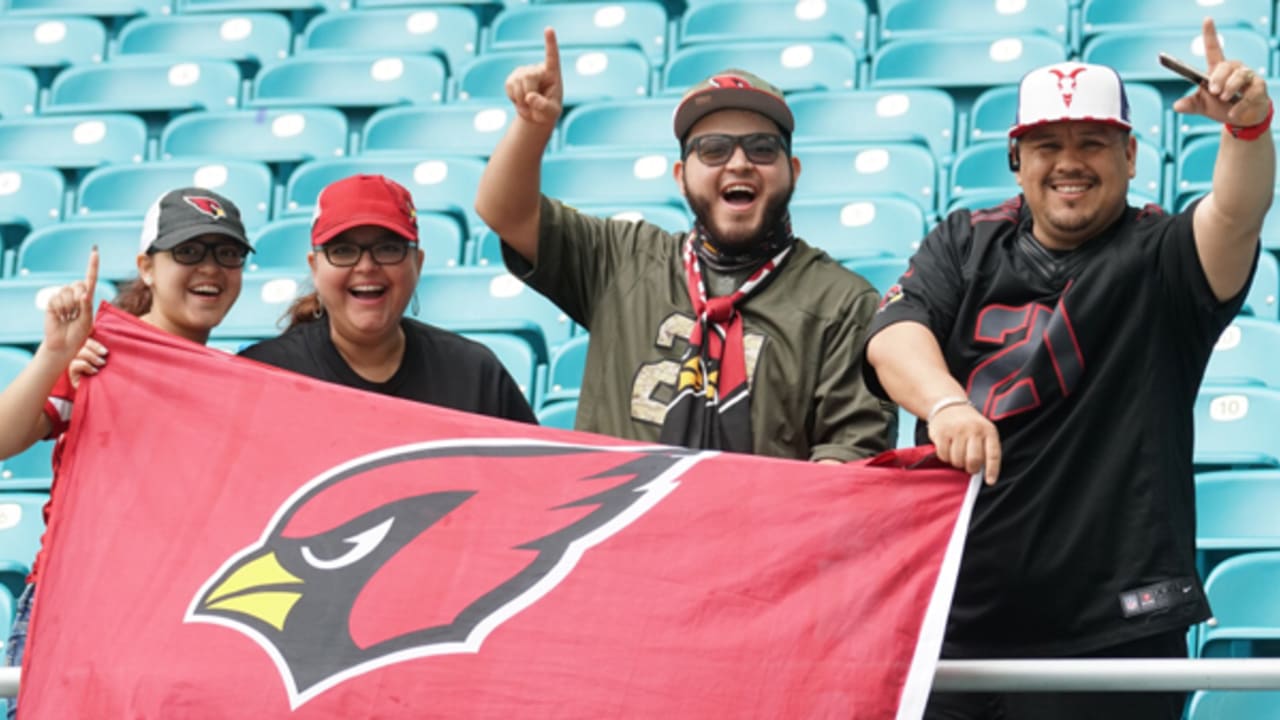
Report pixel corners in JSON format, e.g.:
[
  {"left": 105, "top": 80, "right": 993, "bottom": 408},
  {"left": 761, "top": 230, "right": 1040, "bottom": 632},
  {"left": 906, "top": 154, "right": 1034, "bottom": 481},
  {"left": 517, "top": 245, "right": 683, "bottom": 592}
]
[{"left": 4, "top": 659, "right": 1280, "bottom": 698}]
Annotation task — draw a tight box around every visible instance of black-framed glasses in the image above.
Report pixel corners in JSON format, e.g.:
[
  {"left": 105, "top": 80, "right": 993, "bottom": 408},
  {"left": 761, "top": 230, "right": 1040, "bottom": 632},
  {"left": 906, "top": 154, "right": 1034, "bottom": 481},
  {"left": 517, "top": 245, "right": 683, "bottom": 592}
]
[
  {"left": 321, "top": 241, "right": 417, "bottom": 267},
  {"left": 683, "top": 133, "right": 788, "bottom": 167},
  {"left": 163, "top": 240, "right": 249, "bottom": 269}
]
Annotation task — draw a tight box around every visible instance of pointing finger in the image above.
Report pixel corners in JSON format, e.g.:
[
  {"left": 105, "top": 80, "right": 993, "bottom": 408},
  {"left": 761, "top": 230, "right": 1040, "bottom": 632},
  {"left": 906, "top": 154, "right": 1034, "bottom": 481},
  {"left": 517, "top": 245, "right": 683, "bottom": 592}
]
[
  {"left": 543, "top": 27, "right": 561, "bottom": 77},
  {"left": 1201, "top": 17, "right": 1225, "bottom": 67}
]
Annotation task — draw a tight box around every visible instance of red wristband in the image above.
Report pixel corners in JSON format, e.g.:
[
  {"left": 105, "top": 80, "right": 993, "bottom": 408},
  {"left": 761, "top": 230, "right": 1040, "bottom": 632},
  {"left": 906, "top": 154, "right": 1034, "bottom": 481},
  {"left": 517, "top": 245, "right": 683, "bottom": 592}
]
[{"left": 1226, "top": 100, "right": 1274, "bottom": 141}]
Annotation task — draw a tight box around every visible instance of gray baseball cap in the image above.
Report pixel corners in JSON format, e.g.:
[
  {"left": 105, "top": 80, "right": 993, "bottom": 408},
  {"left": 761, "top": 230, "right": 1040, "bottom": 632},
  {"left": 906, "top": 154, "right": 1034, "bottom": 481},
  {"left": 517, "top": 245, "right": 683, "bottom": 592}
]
[{"left": 139, "top": 187, "right": 251, "bottom": 253}]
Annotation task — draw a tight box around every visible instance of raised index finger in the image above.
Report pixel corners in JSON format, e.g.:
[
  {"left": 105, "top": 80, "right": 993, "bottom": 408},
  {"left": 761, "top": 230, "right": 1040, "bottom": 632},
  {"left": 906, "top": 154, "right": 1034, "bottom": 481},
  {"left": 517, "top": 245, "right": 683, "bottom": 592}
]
[
  {"left": 84, "top": 245, "right": 99, "bottom": 292},
  {"left": 543, "top": 27, "right": 561, "bottom": 76},
  {"left": 1200, "top": 17, "right": 1224, "bottom": 68}
]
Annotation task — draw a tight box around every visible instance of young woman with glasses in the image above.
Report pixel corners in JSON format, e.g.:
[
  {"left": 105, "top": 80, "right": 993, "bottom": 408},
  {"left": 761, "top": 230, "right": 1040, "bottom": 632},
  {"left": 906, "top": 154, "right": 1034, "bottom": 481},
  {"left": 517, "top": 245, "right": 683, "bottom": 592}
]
[
  {"left": 239, "top": 174, "right": 535, "bottom": 424},
  {"left": 0, "top": 187, "right": 251, "bottom": 719}
]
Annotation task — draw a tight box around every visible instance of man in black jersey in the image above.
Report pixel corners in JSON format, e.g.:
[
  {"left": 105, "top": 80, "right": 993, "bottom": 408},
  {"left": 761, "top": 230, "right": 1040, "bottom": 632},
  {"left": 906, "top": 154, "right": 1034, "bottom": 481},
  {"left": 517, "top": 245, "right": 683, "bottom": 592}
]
[{"left": 864, "top": 19, "right": 1274, "bottom": 720}]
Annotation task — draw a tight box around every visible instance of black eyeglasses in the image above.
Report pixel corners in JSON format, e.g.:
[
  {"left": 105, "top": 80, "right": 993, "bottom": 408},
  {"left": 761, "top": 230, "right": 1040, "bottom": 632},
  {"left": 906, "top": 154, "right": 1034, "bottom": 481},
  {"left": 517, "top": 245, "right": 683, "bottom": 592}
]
[
  {"left": 683, "top": 133, "right": 788, "bottom": 167},
  {"left": 163, "top": 240, "right": 249, "bottom": 269},
  {"left": 321, "top": 241, "right": 417, "bottom": 267}
]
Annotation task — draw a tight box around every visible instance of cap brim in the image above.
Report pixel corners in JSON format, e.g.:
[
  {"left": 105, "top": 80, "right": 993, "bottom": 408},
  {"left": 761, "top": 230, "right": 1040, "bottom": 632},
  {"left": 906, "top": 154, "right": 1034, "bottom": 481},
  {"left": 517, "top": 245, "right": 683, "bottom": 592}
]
[
  {"left": 1009, "top": 117, "right": 1132, "bottom": 139},
  {"left": 148, "top": 224, "right": 253, "bottom": 252},
  {"left": 312, "top": 213, "right": 418, "bottom": 246},
  {"left": 674, "top": 87, "right": 795, "bottom": 140}
]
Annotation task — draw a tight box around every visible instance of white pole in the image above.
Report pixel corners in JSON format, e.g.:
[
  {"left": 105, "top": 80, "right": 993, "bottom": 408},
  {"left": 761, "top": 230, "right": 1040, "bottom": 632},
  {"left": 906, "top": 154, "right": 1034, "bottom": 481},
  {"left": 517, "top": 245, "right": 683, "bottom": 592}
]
[
  {"left": 932, "top": 659, "right": 1280, "bottom": 692},
  {"left": 4, "top": 660, "right": 1280, "bottom": 697}
]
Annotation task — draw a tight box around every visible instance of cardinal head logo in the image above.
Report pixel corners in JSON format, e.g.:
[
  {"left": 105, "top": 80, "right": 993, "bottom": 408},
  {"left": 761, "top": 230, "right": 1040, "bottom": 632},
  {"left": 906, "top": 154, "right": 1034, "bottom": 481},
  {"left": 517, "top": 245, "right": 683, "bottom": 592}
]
[{"left": 186, "top": 440, "right": 702, "bottom": 707}]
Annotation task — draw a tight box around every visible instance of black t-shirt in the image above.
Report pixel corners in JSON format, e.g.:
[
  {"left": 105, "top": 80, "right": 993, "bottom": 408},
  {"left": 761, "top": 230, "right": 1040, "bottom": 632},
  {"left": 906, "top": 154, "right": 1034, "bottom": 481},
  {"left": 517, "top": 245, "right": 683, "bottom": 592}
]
[
  {"left": 866, "top": 196, "right": 1253, "bottom": 657},
  {"left": 240, "top": 317, "right": 536, "bottom": 424}
]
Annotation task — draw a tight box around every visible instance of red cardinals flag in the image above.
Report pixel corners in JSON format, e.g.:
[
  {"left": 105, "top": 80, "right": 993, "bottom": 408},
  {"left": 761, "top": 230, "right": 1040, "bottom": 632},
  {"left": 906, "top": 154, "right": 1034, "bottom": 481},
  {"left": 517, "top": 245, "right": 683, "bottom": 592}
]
[{"left": 19, "top": 305, "right": 976, "bottom": 719}]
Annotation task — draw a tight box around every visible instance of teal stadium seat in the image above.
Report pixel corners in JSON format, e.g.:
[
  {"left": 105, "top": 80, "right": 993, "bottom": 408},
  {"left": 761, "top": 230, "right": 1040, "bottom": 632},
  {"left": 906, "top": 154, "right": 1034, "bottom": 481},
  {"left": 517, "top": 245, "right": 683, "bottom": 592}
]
[
  {"left": 1194, "top": 384, "right": 1280, "bottom": 469},
  {"left": 4, "top": 0, "right": 169, "bottom": 18},
  {"left": 412, "top": 268, "right": 574, "bottom": 361},
  {"left": 1195, "top": 470, "right": 1280, "bottom": 577},
  {"left": 1208, "top": 317, "right": 1280, "bottom": 388},
  {"left": 0, "top": 17, "right": 106, "bottom": 68},
  {"left": 161, "top": 108, "right": 348, "bottom": 164},
  {"left": 968, "top": 82, "right": 1166, "bottom": 149},
  {"left": 0, "top": 441, "right": 54, "bottom": 492},
  {"left": 0, "top": 114, "right": 147, "bottom": 170},
  {"left": 456, "top": 47, "right": 651, "bottom": 106},
  {"left": 283, "top": 156, "right": 487, "bottom": 238},
  {"left": 843, "top": 256, "right": 910, "bottom": 296},
  {"left": 791, "top": 89, "right": 956, "bottom": 163},
  {"left": 871, "top": 34, "right": 1067, "bottom": 90},
  {"left": 1187, "top": 690, "right": 1280, "bottom": 719},
  {"left": 789, "top": 196, "right": 927, "bottom": 261},
  {"left": 1080, "top": 0, "right": 1271, "bottom": 38},
  {"left": 1246, "top": 251, "right": 1279, "bottom": 320},
  {"left": 211, "top": 273, "right": 306, "bottom": 339},
  {"left": 1082, "top": 27, "right": 1269, "bottom": 95},
  {"left": 0, "top": 585, "right": 12, "bottom": 647},
  {"left": 543, "top": 333, "right": 588, "bottom": 407},
  {"left": 536, "top": 400, "right": 578, "bottom": 431},
  {"left": 490, "top": 2, "right": 667, "bottom": 66},
  {"left": 250, "top": 213, "right": 465, "bottom": 273},
  {"left": 0, "top": 68, "right": 37, "bottom": 120},
  {"left": 76, "top": 159, "right": 274, "bottom": 230},
  {"left": 300, "top": 7, "right": 478, "bottom": 74},
  {"left": 664, "top": 41, "right": 857, "bottom": 94},
  {"left": 1263, "top": 200, "right": 1280, "bottom": 254},
  {"left": 251, "top": 54, "right": 447, "bottom": 109},
  {"left": 879, "top": 0, "right": 1068, "bottom": 46},
  {"left": 559, "top": 97, "right": 678, "bottom": 153},
  {"left": 0, "top": 164, "right": 63, "bottom": 247},
  {"left": 679, "top": 0, "right": 866, "bottom": 58},
  {"left": 0, "top": 492, "right": 47, "bottom": 598},
  {"left": 461, "top": 332, "right": 540, "bottom": 403},
  {"left": 793, "top": 143, "right": 937, "bottom": 214},
  {"left": 114, "top": 13, "right": 294, "bottom": 71},
  {"left": 541, "top": 150, "right": 685, "bottom": 209},
  {"left": 175, "top": 0, "right": 347, "bottom": 12},
  {"left": 46, "top": 58, "right": 241, "bottom": 116},
  {"left": 15, "top": 221, "right": 142, "bottom": 281},
  {"left": 472, "top": 204, "right": 692, "bottom": 267},
  {"left": 1198, "top": 551, "right": 1280, "bottom": 658},
  {"left": 0, "top": 277, "right": 118, "bottom": 344},
  {"left": 363, "top": 103, "right": 515, "bottom": 157},
  {"left": 950, "top": 139, "right": 1164, "bottom": 210},
  {"left": 1177, "top": 135, "right": 1280, "bottom": 210}
]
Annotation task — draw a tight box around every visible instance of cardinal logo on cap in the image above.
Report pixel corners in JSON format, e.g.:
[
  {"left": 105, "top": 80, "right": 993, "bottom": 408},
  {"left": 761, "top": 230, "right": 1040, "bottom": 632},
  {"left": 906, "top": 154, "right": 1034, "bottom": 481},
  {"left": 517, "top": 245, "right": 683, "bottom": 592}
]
[
  {"left": 185, "top": 196, "right": 227, "bottom": 220},
  {"left": 1049, "top": 67, "right": 1087, "bottom": 108}
]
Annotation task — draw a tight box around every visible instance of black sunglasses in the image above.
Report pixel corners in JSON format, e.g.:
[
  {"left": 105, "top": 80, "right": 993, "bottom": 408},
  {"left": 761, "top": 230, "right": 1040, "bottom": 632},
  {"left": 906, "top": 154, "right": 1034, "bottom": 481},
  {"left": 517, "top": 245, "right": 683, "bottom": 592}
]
[
  {"left": 683, "top": 133, "right": 788, "bottom": 167},
  {"left": 321, "top": 241, "right": 417, "bottom": 267},
  {"left": 162, "top": 240, "right": 248, "bottom": 269}
]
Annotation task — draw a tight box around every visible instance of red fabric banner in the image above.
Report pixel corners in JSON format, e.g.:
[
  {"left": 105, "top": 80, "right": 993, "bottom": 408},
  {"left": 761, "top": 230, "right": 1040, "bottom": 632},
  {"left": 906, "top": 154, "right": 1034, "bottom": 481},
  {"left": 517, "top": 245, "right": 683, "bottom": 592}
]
[{"left": 19, "top": 305, "right": 974, "bottom": 719}]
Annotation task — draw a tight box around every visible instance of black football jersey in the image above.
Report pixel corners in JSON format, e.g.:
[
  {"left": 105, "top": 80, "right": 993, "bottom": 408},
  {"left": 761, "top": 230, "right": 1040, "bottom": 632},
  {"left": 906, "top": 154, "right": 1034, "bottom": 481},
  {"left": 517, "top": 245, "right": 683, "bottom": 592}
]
[{"left": 866, "top": 195, "right": 1253, "bottom": 657}]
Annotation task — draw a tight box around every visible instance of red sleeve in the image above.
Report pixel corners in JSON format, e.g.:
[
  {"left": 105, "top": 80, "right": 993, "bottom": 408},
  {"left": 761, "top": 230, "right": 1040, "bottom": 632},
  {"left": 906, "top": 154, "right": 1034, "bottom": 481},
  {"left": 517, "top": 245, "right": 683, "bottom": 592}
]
[{"left": 42, "top": 371, "right": 77, "bottom": 439}]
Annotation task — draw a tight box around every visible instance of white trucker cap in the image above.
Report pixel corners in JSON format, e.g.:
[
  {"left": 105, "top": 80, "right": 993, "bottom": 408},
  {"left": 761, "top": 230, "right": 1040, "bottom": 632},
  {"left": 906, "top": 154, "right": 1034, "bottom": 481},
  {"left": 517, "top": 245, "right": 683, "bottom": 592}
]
[{"left": 1010, "top": 61, "right": 1132, "bottom": 138}]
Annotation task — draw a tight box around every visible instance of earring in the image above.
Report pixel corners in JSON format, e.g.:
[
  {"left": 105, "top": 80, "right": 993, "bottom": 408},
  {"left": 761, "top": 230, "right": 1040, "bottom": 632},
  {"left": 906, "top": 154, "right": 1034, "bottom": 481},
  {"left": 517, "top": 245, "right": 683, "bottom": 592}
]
[
  {"left": 312, "top": 299, "right": 324, "bottom": 320},
  {"left": 410, "top": 290, "right": 420, "bottom": 316}
]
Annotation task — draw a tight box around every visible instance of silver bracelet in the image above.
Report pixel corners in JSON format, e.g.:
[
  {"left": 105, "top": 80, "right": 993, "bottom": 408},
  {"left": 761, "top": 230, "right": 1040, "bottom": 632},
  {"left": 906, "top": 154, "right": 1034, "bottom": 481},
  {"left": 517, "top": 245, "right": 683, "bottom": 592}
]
[{"left": 926, "top": 395, "right": 973, "bottom": 424}]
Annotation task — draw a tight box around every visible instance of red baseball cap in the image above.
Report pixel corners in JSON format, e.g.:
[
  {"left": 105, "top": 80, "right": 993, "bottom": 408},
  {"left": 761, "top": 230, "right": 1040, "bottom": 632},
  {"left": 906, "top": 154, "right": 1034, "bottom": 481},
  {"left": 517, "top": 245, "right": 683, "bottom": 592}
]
[{"left": 311, "top": 174, "right": 418, "bottom": 246}]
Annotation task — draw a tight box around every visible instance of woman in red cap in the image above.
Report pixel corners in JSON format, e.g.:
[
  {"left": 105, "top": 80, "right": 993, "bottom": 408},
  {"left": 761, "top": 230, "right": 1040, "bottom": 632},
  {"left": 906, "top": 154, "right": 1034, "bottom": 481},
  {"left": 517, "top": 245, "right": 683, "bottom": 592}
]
[{"left": 239, "top": 174, "right": 535, "bottom": 424}]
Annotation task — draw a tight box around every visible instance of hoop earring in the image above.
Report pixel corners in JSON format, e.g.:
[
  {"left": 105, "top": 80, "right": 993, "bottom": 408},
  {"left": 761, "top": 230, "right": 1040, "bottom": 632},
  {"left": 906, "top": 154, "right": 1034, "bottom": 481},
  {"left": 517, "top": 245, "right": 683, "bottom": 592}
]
[
  {"left": 410, "top": 290, "right": 420, "bottom": 317},
  {"left": 312, "top": 299, "right": 324, "bottom": 320}
]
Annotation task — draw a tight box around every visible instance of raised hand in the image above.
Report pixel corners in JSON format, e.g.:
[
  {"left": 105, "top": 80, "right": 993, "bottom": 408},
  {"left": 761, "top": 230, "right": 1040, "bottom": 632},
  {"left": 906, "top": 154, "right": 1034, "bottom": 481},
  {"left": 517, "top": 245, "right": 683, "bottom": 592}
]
[
  {"left": 1172, "top": 17, "right": 1271, "bottom": 128},
  {"left": 43, "top": 247, "right": 98, "bottom": 359},
  {"left": 505, "top": 27, "right": 564, "bottom": 127}
]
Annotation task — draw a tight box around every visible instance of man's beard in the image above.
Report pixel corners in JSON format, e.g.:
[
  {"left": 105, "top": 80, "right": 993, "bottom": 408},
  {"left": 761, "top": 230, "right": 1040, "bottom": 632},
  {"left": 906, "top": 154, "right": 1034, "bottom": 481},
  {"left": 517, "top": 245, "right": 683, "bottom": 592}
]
[{"left": 684, "top": 177, "right": 795, "bottom": 248}]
